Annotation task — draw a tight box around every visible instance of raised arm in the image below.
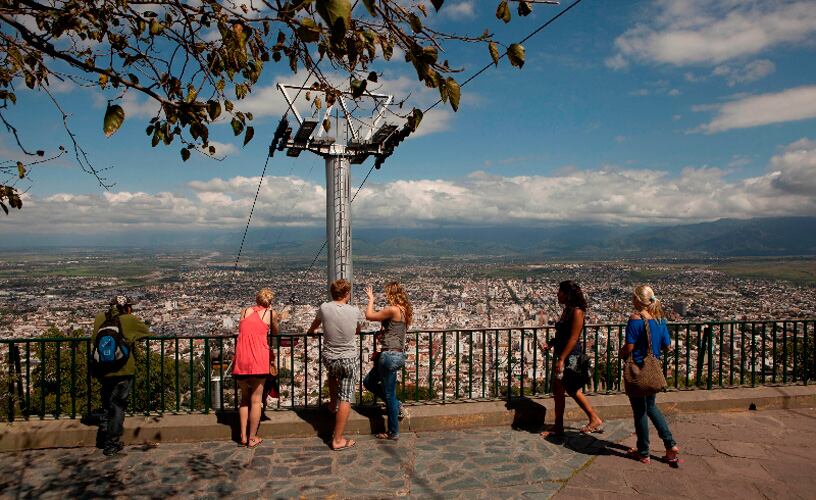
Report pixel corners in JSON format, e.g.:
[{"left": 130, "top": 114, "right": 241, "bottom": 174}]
[{"left": 364, "top": 285, "right": 397, "bottom": 322}]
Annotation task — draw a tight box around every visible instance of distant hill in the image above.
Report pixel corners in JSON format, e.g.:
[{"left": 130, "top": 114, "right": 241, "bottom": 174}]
[
  {"left": 4, "top": 217, "right": 815, "bottom": 258},
  {"left": 607, "top": 217, "right": 816, "bottom": 257}
]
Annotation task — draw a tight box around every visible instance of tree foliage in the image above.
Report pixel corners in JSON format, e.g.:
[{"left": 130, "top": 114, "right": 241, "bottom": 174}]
[{"left": 0, "top": 0, "right": 539, "bottom": 213}]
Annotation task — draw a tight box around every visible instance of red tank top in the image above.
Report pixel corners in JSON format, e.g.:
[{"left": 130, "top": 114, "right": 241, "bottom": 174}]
[{"left": 233, "top": 306, "right": 270, "bottom": 375}]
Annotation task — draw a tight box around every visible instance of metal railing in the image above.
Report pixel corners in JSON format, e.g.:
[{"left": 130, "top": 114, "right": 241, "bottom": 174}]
[{"left": 1, "top": 319, "right": 814, "bottom": 421}]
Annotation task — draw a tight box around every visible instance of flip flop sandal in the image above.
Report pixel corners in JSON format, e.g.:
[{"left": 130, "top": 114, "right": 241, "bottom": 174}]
[
  {"left": 375, "top": 433, "right": 399, "bottom": 441},
  {"left": 332, "top": 439, "right": 356, "bottom": 451},
  {"left": 248, "top": 437, "right": 263, "bottom": 449},
  {"left": 579, "top": 423, "right": 605, "bottom": 435},
  {"left": 626, "top": 448, "right": 651, "bottom": 464}
]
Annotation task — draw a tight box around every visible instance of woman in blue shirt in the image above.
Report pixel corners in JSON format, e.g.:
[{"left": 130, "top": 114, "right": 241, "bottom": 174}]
[{"left": 619, "top": 285, "right": 680, "bottom": 465}]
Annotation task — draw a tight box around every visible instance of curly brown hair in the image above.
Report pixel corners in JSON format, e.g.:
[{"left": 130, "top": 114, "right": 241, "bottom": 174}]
[{"left": 384, "top": 281, "right": 413, "bottom": 327}]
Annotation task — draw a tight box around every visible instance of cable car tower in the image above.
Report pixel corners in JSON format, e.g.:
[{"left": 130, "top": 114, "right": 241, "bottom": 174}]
[{"left": 273, "top": 83, "right": 401, "bottom": 298}]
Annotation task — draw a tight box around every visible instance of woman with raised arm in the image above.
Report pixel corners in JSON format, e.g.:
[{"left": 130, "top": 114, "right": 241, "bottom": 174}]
[
  {"left": 363, "top": 281, "right": 412, "bottom": 441},
  {"left": 539, "top": 280, "right": 603, "bottom": 437},
  {"left": 619, "top": 285, "right": 680, "bottom": 465},
  {"left": 232, "top": 288, "right": 286, "bottom": 448}
]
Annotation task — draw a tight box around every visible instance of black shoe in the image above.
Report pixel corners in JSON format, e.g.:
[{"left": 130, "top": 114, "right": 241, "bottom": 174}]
[{"left": 103, "top": 442, "right": 124, "bottom": 456}]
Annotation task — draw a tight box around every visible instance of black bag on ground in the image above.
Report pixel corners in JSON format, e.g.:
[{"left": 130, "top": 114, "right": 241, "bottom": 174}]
[{"left": 91, "top": 312, "right": 130, "bottom": 376}]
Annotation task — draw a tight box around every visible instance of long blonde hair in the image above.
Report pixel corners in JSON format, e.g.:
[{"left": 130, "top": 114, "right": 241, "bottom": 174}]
[
  {"left": 633, "top": 285, "right": 665, "bottom": 320},
  {"left": 385, "top": 281, "right": 413, "bottom": 326}
]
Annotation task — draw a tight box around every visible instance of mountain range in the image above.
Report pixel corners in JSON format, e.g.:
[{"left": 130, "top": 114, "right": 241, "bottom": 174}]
[{"left": 5, "top": 217, "right": 816, "bottom": 258}]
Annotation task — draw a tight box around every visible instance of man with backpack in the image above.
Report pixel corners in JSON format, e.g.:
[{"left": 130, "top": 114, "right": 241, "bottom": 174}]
[{"left": 91, "top": 295, "right": 150, "bottom": 456}]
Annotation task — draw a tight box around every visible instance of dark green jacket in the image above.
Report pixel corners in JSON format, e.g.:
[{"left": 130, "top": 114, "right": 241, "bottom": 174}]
[{"left": 92, "top": 308, "right": 151, "bottom": 378}]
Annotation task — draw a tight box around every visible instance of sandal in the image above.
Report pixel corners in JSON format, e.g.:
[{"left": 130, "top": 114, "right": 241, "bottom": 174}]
[
  {"left": 375, "top": 433, "right": 399, "bottom": 441},
  {"left": 331, "top": 438, "right": 356, "bottom": 451},
  {"left": 663, "top": 446, "right": 681, "bottom": 468},
  {"left": 247, "top": 437, "right": 263, "bottom": 449},
  {"left": 579, "top": 421, "right": 604, "bottom": 434},
  {"left": 540, "top": 427, "right": 564, "bottom": 438},
  {"left": 626, "top": 448, "right": 650, "bottom": 464}
]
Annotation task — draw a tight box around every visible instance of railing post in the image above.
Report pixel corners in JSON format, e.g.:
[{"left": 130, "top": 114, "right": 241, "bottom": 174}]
[
  {"left": 145, "top": 338, "right": 152, "bottom": 415},
  {"left": 203, "top": 338, "right": 211, "bottom": 414},
  {"left": 751, "top": 323, "right": 757, "bottom": 387},
  {"left": 442, "top": 331, "right": 447, "bottom": 402},
  {"left": 506, "top": 329, "right": 512, "bottom": 401},
  {"left": 70, "top": 341, "right": 77, "bottom": 419},
  {"left": 707, "top": 325, "right": 714, "bottom": 390},
  {"left": 7, "top": 343, "right": 15, "bottom": 422}
]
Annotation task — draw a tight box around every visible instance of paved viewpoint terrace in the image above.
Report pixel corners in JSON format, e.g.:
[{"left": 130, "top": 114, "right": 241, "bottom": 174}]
[{"left": 1, "top": 406, "right": 815, "bottom": 499}]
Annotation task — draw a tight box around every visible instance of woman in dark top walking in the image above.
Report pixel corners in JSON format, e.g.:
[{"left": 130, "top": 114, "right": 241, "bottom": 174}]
[
  {"left": 363, "top": 281, "right": 412, "bottom": 440},
  {"left": 539, "top": 280, "right": 603, "bottom": 437},
  {"left": 619, "top": 285, "right": 680, "bottom": 465}
]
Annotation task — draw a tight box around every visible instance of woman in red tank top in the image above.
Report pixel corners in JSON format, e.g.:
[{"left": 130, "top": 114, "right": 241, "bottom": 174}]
[{"left": 233, "top": 288, "right": 284, "bottom": 448}]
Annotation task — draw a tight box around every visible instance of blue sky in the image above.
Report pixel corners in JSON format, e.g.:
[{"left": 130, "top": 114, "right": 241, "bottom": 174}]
[{"left": 2, "top": 0, "right": 816, "bottom": 234}]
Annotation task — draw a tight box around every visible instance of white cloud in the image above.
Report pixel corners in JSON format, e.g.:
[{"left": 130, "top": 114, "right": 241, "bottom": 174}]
[
  {"left": 439, "top": 1, "right": 476, "bottom": 21},
  {"left": 8, "top": 138, "right": 816, "bottom": 232},
  {"left": 712, "top": 59, "right": 775, "bottom": 86},
  {"left": 609, "top": 1, "right": 816, "bottom": 68},
  {"left": 695, "top": 85, "right": 816, "bottom": 133}
]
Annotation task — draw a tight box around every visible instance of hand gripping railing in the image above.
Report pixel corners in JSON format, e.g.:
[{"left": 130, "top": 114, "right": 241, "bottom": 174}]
[{"left": 1, "top": 319, "right": 814, "bottom": 421}]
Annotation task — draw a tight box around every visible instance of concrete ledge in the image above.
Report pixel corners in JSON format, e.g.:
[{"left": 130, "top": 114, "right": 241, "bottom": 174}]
[{"left": 2, "top": 385, "right": 815, "bottom": 452}]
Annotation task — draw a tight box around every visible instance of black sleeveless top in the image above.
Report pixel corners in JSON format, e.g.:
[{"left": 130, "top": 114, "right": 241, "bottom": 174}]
[{"left": 551, "top": 310, "right": 583, "bottom": 357}]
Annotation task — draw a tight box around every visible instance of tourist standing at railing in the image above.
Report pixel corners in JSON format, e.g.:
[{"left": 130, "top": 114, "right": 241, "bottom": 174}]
[
  {"left": 233, "top": 288, "right": 284, "bottom": 449},
  {"left": 619, "top": 285, "right": 680, "bottom": 465},
  {"left": 539, "top": 280, "right": 604, "bottom": 437},
  {"left": 91, "top": 295, "right": 151, "bottom": 457},
  {"left": 308, "top": 279, "right": 364, "bottom": 451},
  {"left": 363, "top": 282, "right": 412, "bottom": 441}
]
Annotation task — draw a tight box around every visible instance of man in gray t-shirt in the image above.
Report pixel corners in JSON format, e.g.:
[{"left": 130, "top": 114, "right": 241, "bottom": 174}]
[{"left": 307, "top": 279, "right": 363, "bottom": 451}]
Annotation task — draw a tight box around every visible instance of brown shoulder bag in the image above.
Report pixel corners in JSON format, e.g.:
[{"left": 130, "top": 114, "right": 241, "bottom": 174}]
[{"left": 623, "top": 319, "right": 668, "bottom": 397}]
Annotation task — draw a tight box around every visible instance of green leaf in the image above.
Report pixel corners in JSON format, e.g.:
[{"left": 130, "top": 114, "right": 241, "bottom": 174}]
[
  {"left": 361, "top": 0, "right": 377, "bottom": 16},
  {"left": 296, "top": 18, "right": 321, "bottom": 43},
  {"left": 16, "top": 161, "right": 25, "bottom": 179},
  {"left": 518, "top": 0, "right": 532, "bottom": 16},
  {"left": 243, "top": 126, "right": 255, "bottom": 146},
  {"left": 507, "top": 43, "right": 525, "bottom": 68},
  {"left": 316, "top": 0, "right": 351, "bottom": 36},
  {"left": 350, "top": 78, "right": 367, "bottom": 98},
  {"left": 430, "top": 0, "right": 444, "bottom": 12},
  {"left": 103, "top": 104, "right": 125, "bottom": 137},
  {"left": 496, "top": 0, "right": 511, "bottom": 23},
  {"left": 180, "top": 148, "right": 191, "bottom": 161},
  {"left": 207, "top": 100, "right": 222, "bottom": 120},
  {"left": 446, "top": 77, "right": 461, "bottom": 112},
  {"left": 488, "top": 41, "right": 499, "bottom": 66},
  {"left": 409, "top": 13, "right": 423, "bottom": 33},
  {"left": 231, "top": 117, "right": 244, "bottom": 136},
  {"left": 149, "top": 18, "right": 163, "bottom": 34}
]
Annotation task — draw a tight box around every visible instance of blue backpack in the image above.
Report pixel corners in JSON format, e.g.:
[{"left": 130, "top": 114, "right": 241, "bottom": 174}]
[{"left": 91, "top": 312, "right": 130, "bottom": 376}]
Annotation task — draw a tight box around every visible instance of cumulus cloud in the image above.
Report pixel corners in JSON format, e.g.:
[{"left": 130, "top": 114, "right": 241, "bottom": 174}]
[
  {"left": 712, "top": 59, "right": 775, "bottom": 86},
  {"left": 439, "top": 1, "right": 476, "bottom": 20},
  {"left": 7, "top": 139, "right": 816, "bottom": 232},
  {"left": 695, "top": 85, "right": 816, "bottom": 133},
  {"left": 608, "top": 0, "right": 816, "bottom": 68}
]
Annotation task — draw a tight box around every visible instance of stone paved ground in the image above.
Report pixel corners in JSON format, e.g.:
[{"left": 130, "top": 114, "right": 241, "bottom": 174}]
[
  {"left": 0, "top": 408, "right": 814, "bottom": 499},
  {"left": 556, "top": 407, "right": 816, "bottom": 500}
]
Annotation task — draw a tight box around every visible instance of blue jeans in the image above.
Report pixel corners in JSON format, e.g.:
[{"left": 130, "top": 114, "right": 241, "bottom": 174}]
[
  {"left": 363, "top": 351, "right": 406, "bottom": 437},
  {"left": 629, "top": 395, "right": 676, "bottom": 456}
]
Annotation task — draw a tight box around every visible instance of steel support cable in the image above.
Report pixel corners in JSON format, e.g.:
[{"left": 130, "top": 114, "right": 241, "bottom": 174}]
[
  {"left": 297, "top": 0, "right": 586, "bottom": 281},
  {"left": 232, "top": 62, "right": 321, "bottom": 272}
]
